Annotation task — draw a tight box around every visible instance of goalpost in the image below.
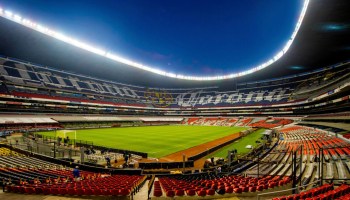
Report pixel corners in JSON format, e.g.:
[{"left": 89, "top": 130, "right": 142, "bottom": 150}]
[{"left": 55, "top": 129, "right": 77, "bottom": 140}]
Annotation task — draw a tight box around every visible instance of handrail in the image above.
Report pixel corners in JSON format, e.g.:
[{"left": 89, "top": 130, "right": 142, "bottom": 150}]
[{"left": 147, "top": 175, "right": 156, "bottom": 199}]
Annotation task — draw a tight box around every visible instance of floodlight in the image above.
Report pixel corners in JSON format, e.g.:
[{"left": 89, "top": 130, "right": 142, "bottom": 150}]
[
  {"left": 5, "top": 10, "right": 12, "bottom": 17},
  {"left": 14, "top": 14, "right": 21, "bottom": 21}
]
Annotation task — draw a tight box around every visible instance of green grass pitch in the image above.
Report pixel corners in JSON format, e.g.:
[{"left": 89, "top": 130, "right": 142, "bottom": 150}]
[
  {"left": 37, "top": 126, "right": 248, "bottom": 158},
  {"left": 207, "top": 128, "right": 266, "bottom": 158}
]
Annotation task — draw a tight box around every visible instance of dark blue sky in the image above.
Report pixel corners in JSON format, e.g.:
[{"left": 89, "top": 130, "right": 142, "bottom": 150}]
[{"left": 0, "top": 0, "right": 302, "bottom": 76}]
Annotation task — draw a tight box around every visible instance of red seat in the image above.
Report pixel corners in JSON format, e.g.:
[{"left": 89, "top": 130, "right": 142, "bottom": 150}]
[
  {"left": 286, "top": 196, "right": 294, "bottom": 200},
  {"left": 197, "top": 190, "right": 206, "bottom": 197},
  {"left": 85, "top": 188, "right": 94, "bottom": 195},
  {"left": 76, "top": 188, "right": 85, "bottom": 196},
  {"left": 34, "top": 187, "right": 43, "bottom": 194},
  {"left": 249, "top": 186, "right": 256, "bottom": 192},
  {"left": 19, "top": 186, "right": 25, "bottom": 193},
  {"left": 206, "top": 189, "right": 215, "bottom": 195},
  {"left": 242, "top": 186, "right": 249, "bottom": 192},
  {"left": 119, "top": 188, "right": 130, "bottom": 196},
  {"left": 59, "top": 188, "right": 68, "bottom": 195},
  {"left": 234, "top": 187, "right": 242, "bottom": 193},
  {"left": 42, "top": 187, "right": 51, "bottom": 195},
  {"left": 186, "top": 189, "right": 196, "bottom": 196},
  {"left": 300, "top": 192, "right": 308, "bottom": 199},
  {"left": 175, "top": 189, "right": 184, "bottom": 196},
  {"left": 225, "top": 186, "right": 233, "bottom": 193},
  {"left": 263, "top": 184, "right": 269, "bottom": 190},
  {"left": 153, "top": 189, "right": 162, "bottom": 197},
  {"left": 13, "top": 186, "right": 21, "bottom": 193},
  {"left": 6, "top": 185, "right": 13, "bottom": 192},
  {"left": 67, "top": 188, "right": 76, "bottom": 195},
  {"left": 166, "top": 190, "right": 175, "bottom": 197},
  {"left": 218, "top": 185, "right": 225, "bottom": 190},
  {"left": 51, "top": 188, "right": 60, "bottom": 195},
  {"left": 94, "top": 189, "right": 103, "bottom": 195},
  {"left": 279, "top": 180, "right": 285, "bottom": 186},
  {"left": 293, "top": 194, "right": 300, "bottom": 200},
  {"left": 25, "top": 187, "right": 35, "bottom": 194}
]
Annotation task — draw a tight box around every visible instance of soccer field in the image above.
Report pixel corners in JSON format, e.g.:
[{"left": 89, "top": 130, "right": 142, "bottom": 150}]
[{"left": 37, "top": 126, "right": 247, "bottom": 158}]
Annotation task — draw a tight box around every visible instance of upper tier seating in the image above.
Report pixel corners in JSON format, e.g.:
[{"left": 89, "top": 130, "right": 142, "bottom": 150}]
[
  {"left": 0, "top": 117, "right": 57, "bottom": 124},
  {"left": 291, "top": 66, "right": 350, "bottom": 98},
  {"left": 0, "top": 57, "right": 348, "bottom": 114},
  {"left": 0, "top": 58, "right": 316, "bottom": 108}
]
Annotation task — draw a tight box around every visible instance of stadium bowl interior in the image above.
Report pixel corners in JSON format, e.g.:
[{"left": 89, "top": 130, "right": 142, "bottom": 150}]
[{"left": 0, "top": 0, "right": 349, "bottom": 199}]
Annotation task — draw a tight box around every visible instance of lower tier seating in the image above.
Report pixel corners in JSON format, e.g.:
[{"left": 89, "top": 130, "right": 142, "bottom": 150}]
[
  {"left": 272, "top": 183, "right": 350, "bottom": 200},
  {"left": 154, "top": 173, "right": 291, "bottom": 198}
]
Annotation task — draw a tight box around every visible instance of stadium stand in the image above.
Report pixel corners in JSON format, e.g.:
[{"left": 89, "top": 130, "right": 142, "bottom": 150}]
[
  {"left": 271, "top": 184, "right": 350, "bottom": 200},
  {"left": 181, "top": 117, "right": 293, "bottom": 128},
  {"left": 0, "top": 57, "right": 348, "bottom": 116},
  {"left": 0, "top": 147, "right": 146, "bottom": 197},
  {"left": 245, "top": 125, "right": 350, "bottom": 188},
  {"left": 249, "top": 118, "right": 293, "bottom": 128},
  {"left": 0, "top": 0, "right": 349, "bottom": 198},
  {"left": 152, "top": 173, "right": 291, "bottom": 198}
]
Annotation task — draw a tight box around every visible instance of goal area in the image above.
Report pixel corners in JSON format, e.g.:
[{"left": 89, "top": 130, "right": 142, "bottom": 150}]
[{"left": 55, "top": 130, "right": 77, "bottom": 140}]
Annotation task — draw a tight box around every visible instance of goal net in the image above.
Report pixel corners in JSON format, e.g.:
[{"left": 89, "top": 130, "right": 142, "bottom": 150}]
[{"left": 55, "top": 130, "right": 77, "bottom": 140}]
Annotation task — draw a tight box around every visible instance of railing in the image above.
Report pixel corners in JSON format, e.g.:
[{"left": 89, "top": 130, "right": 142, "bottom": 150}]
[
  {"left": 147, "top": 175, "right": 156, "bottom": 199},
  {"left": 31, "top": 132, "right": 148, "bottom": 158},
  {"left": 32, "top": 133, "right": 94, "bottom": 148},
  {"left": 8, "top": 136, "right": 81, "bottom": 159}
]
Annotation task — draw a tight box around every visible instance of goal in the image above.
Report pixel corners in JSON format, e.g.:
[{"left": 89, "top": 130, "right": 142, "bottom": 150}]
[{"left": 55, "top": 130, "right": 77, "bottom": 140}]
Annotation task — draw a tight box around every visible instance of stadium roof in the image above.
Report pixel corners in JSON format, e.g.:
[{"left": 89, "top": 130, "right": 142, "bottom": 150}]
[{"left": 0, "top": 0, "right": 349, "bottom": 88}]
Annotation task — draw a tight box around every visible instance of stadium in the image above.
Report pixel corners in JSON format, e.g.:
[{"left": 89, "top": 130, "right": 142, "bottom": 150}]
[{"left": 0, "top": 0, "right": 349, "bottom": 199}]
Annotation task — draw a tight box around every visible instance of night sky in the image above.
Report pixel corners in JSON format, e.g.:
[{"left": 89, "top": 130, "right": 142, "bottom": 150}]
[{"left": 0, "top": 0, "right": 302, "bottom": 76}]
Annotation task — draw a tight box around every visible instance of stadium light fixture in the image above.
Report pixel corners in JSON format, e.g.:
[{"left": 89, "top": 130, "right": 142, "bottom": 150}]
[
  {"left": 0, "top": 0, "right": 309, "bottom": 81},
  {"left": 5, "top": 10, "right": 13, "bottom": 17},
  {"left": 14, "top": 14, "right": 21, "bottom": 22}
]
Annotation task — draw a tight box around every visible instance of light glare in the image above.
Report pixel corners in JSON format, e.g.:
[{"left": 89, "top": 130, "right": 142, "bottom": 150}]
[
  {"left": 5, "top": 10, "right": 12, "bottom": 17},
  {"left": 0, "top": 0, "right": 309, "bottom": 81}
]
